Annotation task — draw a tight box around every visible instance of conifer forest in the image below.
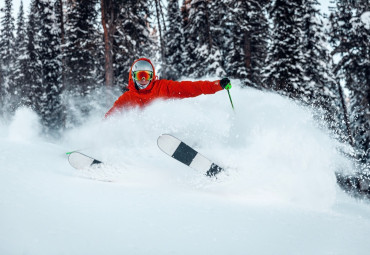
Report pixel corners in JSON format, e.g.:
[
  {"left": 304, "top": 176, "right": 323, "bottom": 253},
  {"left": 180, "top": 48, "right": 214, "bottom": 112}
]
[{"left": 0, "top": 0, "right": 369, "bottom": 173}]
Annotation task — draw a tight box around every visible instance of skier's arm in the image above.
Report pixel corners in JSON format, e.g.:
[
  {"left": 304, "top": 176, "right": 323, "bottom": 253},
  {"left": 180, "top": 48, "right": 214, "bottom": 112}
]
[
  {"left": 164, "top": 79, "right": 223, "bottom": 98},
  {"left": 105, "top": 105, "right": 118, "bottom": 118},
  {"left": 105, "top": 93, "right": 133, "bottom": 118}
]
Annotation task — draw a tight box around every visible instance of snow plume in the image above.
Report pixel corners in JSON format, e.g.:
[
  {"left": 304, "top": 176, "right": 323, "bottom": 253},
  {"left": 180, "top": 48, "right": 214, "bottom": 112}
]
[
  {"left": 62, "top": 79, "right": 349, "bottom": 209},
  {"left": 2, "top": 79, "right": 369, "bottom": 255},
  {"left": 6, "top": 107, "right": 41, "bottom": 142},
  {"left": 61, "top": 86, "right": 120, "bottom": 129}
]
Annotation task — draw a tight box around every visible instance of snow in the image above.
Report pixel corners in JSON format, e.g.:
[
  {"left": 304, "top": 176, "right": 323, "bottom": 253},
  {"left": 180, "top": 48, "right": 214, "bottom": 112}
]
[
  {"left": 1, "top": 80, "right": 370, "bottom": 254},
  {"left": 318, "top": 0, "right": 332, "bottom": 15},
  {"left": 361, "top": 11, "right": 370, "bottom": 29}
]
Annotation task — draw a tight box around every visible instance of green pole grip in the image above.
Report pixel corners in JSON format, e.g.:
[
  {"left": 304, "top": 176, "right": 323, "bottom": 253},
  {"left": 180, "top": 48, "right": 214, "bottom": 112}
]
[{"left": 224, "top": 82, "right": 234, "bottom": 110}]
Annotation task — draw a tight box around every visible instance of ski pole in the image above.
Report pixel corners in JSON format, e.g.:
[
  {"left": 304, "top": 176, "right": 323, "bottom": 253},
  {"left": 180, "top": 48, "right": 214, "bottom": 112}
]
[{"left": 225, "top": 83, "right": 234, "bottom": 110}]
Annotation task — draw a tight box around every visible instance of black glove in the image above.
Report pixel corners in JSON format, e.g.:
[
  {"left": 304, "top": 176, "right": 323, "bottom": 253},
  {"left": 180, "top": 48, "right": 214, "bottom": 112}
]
[{"left": 220, "top": 78, "right": 231, "bottom": 90}]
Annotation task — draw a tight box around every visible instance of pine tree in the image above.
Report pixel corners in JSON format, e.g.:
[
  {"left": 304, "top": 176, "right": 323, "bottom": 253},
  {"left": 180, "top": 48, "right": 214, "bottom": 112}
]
[
  {"left": 263, "top": 0, "right": 306, "bottom": 99},
  {"left": 163, "top": 0, "right": 184, "bottom": 80},
  {"left": 64, "top": 0, "right": 99, "bottom": 95},
  {"left": 301, "top": 1, "right": 336, "bottom": 106},
  {"left": 55, "top": 0, "right": 65, "bottom": 90},
  {"left": 63, "top": 0, "right": 104, "bottom": 127},
  {"left": 180, "top": 0, "right": 195, "bottom": 77},
  {"left": 299, "top": 0, "right": 350, "bottom": 143},
  {"left": 222, "top": 0, "right": 246, "bottom": 82},
  {"left": 0, "top": 62, "right": 3, "bottom": 91},
  {"left": 185, "top": 0, "right": 225, "bottom": 78},
  {"left": 330, "top": 0, "right": 370, "bottom": 165},
  {"left": 33, "top": 0, "right": 64, "bottom": 134},
  {"left": 154, "top": 0, "right": 166, "bottom": 71},
  {"left": 301, "top": 0, "right": 333, "bottom": 104},
  {"left": 207, "top": 0, "right": 227, "bottom": 77},
  {"left": 24, "top": 0, "right": 42, "bottom": 109},
  {"left": 224, "top": 0, "right": 268, "bottom": 88},
  {"left": 0, "top": 0, "right": 16, "bottom": 118},
  {"left": 13, "top": 1, "right": 28, "bottom": 107},
  {"left": 248, "top": 1, "right": 269, "bottom": 88}
]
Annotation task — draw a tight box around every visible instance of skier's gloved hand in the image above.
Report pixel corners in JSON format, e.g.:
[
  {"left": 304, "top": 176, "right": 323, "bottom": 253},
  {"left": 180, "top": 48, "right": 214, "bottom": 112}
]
[{"left": 220, "top": 78, "right": 232, "bottom": 90}]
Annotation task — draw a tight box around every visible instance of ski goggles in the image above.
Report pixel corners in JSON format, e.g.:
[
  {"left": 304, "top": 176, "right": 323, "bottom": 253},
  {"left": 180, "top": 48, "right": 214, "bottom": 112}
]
[{"left": 133, "top": 70, "right": 153, "bottom": 81}]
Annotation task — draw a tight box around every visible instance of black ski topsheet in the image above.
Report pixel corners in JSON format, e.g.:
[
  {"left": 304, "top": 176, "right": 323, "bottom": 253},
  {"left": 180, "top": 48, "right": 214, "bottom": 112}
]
[
  {"left": 68, "top": 151, "right": 103, "bottom": 170},
  {"left": 157, "top": 134, "right": 224, "bottom": 177}
]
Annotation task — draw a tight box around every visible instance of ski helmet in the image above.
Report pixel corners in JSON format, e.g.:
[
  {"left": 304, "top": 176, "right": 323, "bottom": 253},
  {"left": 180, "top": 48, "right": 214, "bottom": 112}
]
[{"left": 132, "top": 60, "right": 153, "bottom": 76}]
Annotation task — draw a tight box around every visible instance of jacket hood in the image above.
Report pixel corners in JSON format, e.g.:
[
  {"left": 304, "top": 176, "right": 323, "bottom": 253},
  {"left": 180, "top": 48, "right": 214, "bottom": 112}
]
[{"left": 128, "top": 58, "right": 156, "bottom": 92}]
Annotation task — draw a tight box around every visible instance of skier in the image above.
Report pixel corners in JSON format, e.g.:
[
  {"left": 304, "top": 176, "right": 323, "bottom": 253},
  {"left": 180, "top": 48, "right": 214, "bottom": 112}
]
[{"left": 105, "top": 58, "right": 232, "bottom": 117}]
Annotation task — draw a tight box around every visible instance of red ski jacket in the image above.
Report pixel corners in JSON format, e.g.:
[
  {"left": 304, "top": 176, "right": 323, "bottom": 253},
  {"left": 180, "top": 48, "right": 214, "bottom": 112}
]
[{"left": 105, "top": 58, "right": 223, "bottom": 117}]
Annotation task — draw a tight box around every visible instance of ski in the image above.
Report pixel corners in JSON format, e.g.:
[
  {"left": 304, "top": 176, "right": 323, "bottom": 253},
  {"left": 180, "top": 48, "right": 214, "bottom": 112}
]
[
  {"left": 68, "top": 151, "right": 103, "bottom": 170},
  {"left": 157, "top": 134, "right": 224, "bottom": 177}
]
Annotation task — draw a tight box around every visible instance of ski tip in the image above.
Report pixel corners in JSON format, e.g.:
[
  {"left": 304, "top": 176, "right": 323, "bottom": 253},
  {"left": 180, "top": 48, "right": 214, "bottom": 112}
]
[
  {"left": 157, "top": 134, "right": 170, "bottom": 147},
  {"left": 157, "top": 134, "right": 181, "bottom": 154},
  {"left": 157, "top": 134, "right": 177, "bottom": 142},
  {"left": 158, "top": 133, "right": 171, "bottom": 139}
]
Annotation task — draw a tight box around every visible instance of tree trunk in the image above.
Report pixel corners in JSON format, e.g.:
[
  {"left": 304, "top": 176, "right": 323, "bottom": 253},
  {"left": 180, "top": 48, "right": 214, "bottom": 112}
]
[{"left": 100, "top": 0, "right": 115, "bottom": 87}]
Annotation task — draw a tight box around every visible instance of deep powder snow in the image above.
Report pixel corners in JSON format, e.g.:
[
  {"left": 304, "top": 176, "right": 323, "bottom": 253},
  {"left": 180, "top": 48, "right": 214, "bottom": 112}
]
[{"left": 1, "top": 81, "right": 370, "bottom": 255}]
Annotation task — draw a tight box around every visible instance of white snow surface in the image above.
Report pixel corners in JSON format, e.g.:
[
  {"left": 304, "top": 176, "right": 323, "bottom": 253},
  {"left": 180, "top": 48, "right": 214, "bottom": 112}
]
[{"left": 1, "top": 80, "right": 370, "bottom": 254}]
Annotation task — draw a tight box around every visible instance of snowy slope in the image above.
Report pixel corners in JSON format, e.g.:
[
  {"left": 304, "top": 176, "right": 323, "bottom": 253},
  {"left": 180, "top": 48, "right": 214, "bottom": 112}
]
[{"left": 1, "top": 81, "right": 370, "bottom": 255}]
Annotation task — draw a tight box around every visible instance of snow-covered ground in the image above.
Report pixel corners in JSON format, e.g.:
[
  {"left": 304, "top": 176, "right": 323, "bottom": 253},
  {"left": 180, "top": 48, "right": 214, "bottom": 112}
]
[{"left": 1, "top": 81, "right": 370, "bottom": 255}]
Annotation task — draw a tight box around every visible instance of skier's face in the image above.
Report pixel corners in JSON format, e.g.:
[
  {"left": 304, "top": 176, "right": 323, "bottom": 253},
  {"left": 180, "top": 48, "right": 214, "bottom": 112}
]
[{"left": 136, "top": 79, "right": 150, "bottom": 89}]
